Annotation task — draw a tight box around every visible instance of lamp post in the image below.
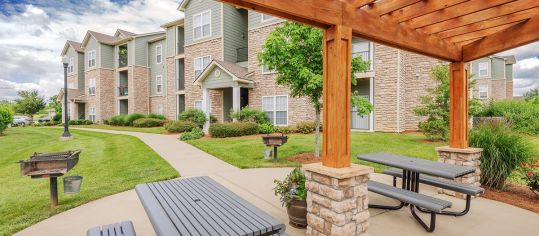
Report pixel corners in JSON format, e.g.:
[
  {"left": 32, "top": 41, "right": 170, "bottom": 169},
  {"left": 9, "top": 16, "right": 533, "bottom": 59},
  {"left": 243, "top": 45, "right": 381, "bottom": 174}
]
[{"left": 61, "top": 56, "right": 72, "bottom": 139}]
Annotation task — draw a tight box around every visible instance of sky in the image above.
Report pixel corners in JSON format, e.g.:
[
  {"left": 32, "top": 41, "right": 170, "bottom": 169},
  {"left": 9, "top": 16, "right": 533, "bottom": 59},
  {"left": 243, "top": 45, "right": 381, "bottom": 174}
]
[{"left": 0, "top": 0, "right": 538, "bottom": 101}]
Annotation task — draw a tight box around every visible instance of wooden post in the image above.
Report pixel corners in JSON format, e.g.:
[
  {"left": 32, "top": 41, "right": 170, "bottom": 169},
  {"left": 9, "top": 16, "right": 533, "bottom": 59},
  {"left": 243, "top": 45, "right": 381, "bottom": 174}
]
[
  {"left": 50, "top": 177, "right": 58, "bottom": 208},
  {"left": 322, "top": 25, "right": 352, "bottom": 168},
  {"left": 449, "top": 62, "right": 469, "bottom": 149}
]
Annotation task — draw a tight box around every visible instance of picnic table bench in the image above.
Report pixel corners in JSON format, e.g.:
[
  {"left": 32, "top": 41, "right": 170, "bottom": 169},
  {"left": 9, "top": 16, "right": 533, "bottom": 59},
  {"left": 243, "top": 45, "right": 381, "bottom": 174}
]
[{"left": 136, "top": 176, "right": 287, "bottom": 236}]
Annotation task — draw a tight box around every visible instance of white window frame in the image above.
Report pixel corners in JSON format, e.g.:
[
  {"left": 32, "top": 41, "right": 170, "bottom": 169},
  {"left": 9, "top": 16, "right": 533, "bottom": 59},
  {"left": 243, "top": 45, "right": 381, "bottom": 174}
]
[
  {"left": 478, "top": 62, "right": 489, "bottom": 77},
  {"left": 261, "top": 13, "right": 275, "bottom": 22},
  {"left": 156, "top": 75, "right": 163, "bottom": 94},
  {"left": 262, "top": 95, "right": 288, "bottom": 126},
  {"left": 155, "top": 45, "right": 162, "bottom": 64},
  {"left": 89, "top": 107, "right": 96, "bottom": 122},
  {"left": 87, "top": 50, "right": 96, "bottom": 68},
  {"left": 479, "top": 85, "right": 488, "bottom": 99},
  {"left": 194, "top": 55, "right": 211, "bottom": 79},
  {"left": 194, "top": 100, "right": 203, "bottom": 110},
  {"left": 88, "top": 78, "right": 96, "bottom": 95},
  {"left": 192, "top": 10, "right": 212, "bottom": 41},
  {"left": 68, "top": 57, "right": 74, "bottom": 73}
]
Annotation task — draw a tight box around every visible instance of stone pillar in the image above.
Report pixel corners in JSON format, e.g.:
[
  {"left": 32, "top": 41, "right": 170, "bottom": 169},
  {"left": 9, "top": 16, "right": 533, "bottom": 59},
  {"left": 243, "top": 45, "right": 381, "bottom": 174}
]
[
  {"left": 436, "top": 146, "right": 483, "bottom": 199},
  {"left": 303, "top": 163, "right": 373, "bottom": 236},
  {"left": 232, "top": 85, "right": 240, "bottom": 122}
]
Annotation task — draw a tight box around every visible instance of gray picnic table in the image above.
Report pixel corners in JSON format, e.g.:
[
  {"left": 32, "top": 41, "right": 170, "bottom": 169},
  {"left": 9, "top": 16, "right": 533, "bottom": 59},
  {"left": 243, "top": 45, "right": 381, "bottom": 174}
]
[{"left": 136, "top": 176, "right": 286, "bottom": 236}]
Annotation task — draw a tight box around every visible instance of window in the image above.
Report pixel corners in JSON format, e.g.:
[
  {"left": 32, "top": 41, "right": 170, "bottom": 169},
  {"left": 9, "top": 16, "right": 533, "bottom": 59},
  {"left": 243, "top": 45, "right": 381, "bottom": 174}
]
[
  {"left": 478, "top": 62, "right": 489, "bottom": 77},
  {"left": 479, "top": 85, "right": 488, "bottom": 99},
  {"left": 68, "top": 57, "right": 74, "bottom": 73},
  {"left": 156, "top": 75, "right": 163, "bottom": 94},
  {"left": 88, "top": 78, "right": 96, "bottom": 95},
  {"left": 156, "top": 45, "right": 162, "bottom": 64},
  {"left": 89, "top": 107, "right": 96, "bottom": 122},
  {"left": 261, "top": 14, "right": 275, "bottom": 22},
  {"left": 156, "top": 104, "right": 164, "bottom": 115},
  {"left": 194, "top": 55, "right": 211, "bottom": 79},
  {"left": 262, "top": 95, "right": 288, "bottom": 125},
  {"left": 193, "top": 10, "right": 211, "bottom": 40},
  {"left": 87, "top": 50, "right": 96, "bottom": 68},
  {"left": 194, "top": 100, "right": 203, "bottom": 110},
  {"left": 262, "top": 64, "right": 275, "bottom": 74}
]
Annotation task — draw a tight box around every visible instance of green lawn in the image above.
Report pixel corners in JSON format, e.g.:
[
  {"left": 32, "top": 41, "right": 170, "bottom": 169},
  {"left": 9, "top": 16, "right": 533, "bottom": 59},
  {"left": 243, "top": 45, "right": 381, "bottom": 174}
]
[
  {"left": 73, "top": 124, "right": 167, "bottom": 134},
  {"left": 187, "top": 132, "right": 446, "bottom": 172},
  {"left": 0, "top": 128, "right": 178, "bottom": 236}
]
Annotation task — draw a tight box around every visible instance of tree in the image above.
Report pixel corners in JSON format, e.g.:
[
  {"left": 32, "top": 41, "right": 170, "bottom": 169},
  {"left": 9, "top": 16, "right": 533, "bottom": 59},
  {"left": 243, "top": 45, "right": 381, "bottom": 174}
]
[
  {"left": 258, "top": 22, "right": 372, "bottom": 157},
  {"left": 48, "top": 95, "right": 62, "bottom": 113},
  {"left": 523, "top": 88, "right": 539, "bottom": 104},
  {"left": 14, "top": 90, "right": 45, "bottom": 122},
  {"left": 0, "top": 105, "right": 14, "bottom": 135},
  {"left": 414, "top": 65, "right": 481, "bottom": 141}
]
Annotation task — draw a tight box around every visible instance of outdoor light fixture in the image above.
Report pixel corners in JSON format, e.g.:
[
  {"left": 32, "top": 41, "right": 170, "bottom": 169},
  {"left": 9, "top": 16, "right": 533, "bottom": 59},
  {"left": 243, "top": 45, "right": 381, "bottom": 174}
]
[{"left": 61, "top": 56, "right": 72, "bottom": 140}]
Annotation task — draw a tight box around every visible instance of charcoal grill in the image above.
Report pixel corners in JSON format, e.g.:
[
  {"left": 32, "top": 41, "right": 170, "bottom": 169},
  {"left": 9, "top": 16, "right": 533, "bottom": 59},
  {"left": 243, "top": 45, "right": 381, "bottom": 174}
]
[
  {"left": 19, "top": 150, "right": 81, "bottom": 208},
  {"left": 262, "top": 134, "right": 288, "bottom": 161}
]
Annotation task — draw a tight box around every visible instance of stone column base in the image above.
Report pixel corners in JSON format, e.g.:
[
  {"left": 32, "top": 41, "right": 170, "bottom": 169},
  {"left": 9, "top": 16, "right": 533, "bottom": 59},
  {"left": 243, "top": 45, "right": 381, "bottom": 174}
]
[
  {"left": 303, "top": 163, "right": 373, "bottom": 236},
  {"left": 436, "top": 146, "right": 482, "bottom": 199}
]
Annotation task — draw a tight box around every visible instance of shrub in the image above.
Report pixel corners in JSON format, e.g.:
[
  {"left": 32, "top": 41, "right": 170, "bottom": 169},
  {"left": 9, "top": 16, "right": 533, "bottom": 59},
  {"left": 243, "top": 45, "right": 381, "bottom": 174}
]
[
  {"left": 259, "top": 123, "right": 275, "bottom": 134},
  {"left": 164, "top": 120, "right": 198, "bottom": 133},
  {"left": 209, "top": 122, "right": 259, "bottom": 138},
  {"left": 477, "top": 100, "right": 539, "bottom": 135},
  {"left": 469, "top": 124, "right": 533, "bottom": 190},
  {"left": 210, "top": 114, "right": 218, "bottom": 124},
  {"left": 133, "top": 118, "right": 166, "bottom": 127},
  {"left": 179, "top": 109, "right": 207, "bottom": 127},
  {"left": 32, "top": 121, "right": 59, "bottom": 127},
  {"left": 0, "top": 106, "right": 14, "bottom": 135},
  {"left": 417, "top": 118, "right": 448, "bottom": 141},
  {"left": 108, "top": 115, "right": 127, "bottom": 126},
  {"left": 525, "top": 169, "right": 539, "bottom": 193},
  {"left": 180, "top": 127, "right": 204, "bottom": 140},
  {"left": 275, "top": 125, "right": 297, "bottom": 134},
  {"left": 52, "top": 113, "right": 62, "bottom": 122},
  {"left": 147, "top": 113, "right": 166, "bottom": 120},
  {"left": 124, "top": 113, "right": 146, "bottom": 126},
  {"left": 230, "top": 107, "right": 269, "bottom": 124},
  {"left": 68, "top": 120, "right": 93, "bottom": 125},
  {"left": 296, "top": 121, "right": 318, "bottom": 134}
]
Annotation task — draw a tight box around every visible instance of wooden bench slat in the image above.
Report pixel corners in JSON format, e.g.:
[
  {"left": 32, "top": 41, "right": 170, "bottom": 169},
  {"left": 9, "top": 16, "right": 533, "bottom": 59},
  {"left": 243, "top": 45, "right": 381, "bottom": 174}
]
[{"left": 174, "top": 178, "right": 251, "bottom": 236}]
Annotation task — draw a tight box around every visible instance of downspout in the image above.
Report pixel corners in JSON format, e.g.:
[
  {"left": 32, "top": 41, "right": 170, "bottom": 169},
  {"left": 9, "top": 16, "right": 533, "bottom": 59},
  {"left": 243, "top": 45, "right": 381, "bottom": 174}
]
[{"left": 396, "top": 49, "right": 401, "bottom": 133}]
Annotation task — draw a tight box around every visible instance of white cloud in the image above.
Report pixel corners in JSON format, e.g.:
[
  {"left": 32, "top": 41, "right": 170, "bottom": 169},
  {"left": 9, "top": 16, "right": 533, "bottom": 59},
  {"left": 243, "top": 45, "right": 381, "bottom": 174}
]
[{"left": 0, "top": 0, "right": 181, "bottom": 100}]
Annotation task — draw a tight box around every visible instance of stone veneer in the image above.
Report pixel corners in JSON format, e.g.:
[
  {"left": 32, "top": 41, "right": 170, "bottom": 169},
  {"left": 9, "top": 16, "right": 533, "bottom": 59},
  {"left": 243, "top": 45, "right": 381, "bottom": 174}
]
[
  {"left": 474, "top": 78, "right": 513, "bottom": 101},
  {"left": 130, "top": 66, "right": 150, "bottom": 114},
  {"left": 85, "top": 68, "right": 115, "bottom": 123},
  {"left": 248, "top": 23, "right": 316, "bottom": 126},
  {"left": 165, "top": 56, "right": 178, "bottom": 120},
  {"left": 304, "top": 163, "right": 373, "bottom": 236},
  {"left": 436, "top": 146, "right": 483, "bottom": 199},
  {"left": 150, "top": 96, "right": 166, "bottom": 115}
]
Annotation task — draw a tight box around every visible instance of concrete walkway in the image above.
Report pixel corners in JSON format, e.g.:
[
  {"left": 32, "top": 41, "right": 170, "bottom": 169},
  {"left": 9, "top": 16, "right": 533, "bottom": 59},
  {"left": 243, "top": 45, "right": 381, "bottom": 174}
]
[{"left": 15, "top": 128, "right": 539, "bottom": 236}]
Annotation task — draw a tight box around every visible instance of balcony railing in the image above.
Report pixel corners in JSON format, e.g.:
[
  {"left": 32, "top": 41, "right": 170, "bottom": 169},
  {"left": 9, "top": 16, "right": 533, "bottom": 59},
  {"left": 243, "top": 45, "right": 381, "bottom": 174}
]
[
  {"left": 236, "top": 47, "right": 248, "bottom": 62},
  {"left": 352, "top": 51, "right": 370, "bottom": 62},
  {"left": 118, "top": 86, "right": 128, "bottom": 97},
  {"left": 118, "top": 55, "right": 128, "bottom": 68},
  {"left": 176, "top": 42, "right": 184, "bottom": 55}
]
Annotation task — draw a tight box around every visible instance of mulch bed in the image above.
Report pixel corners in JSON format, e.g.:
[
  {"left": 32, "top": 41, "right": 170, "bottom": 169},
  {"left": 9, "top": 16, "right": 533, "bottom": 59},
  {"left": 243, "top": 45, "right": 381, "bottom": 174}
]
[
  {"left": 481, "top": 184, "right": 539, "bottom": 214},
  {"left": 287, "top": 153, "right": 321, "bottom": 164}
]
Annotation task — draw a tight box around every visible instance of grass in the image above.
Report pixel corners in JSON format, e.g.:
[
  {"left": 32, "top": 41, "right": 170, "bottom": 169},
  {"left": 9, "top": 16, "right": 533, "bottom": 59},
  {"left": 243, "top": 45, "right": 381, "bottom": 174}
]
[
  {"left": 187, "top": 132, "right": 445, "bottom": 172},
  {"left": 73, "top": 124, "right": 167, "bottom": 134},
  {"left": 0, "top": 128, "right": 178, "bottom": 236}
]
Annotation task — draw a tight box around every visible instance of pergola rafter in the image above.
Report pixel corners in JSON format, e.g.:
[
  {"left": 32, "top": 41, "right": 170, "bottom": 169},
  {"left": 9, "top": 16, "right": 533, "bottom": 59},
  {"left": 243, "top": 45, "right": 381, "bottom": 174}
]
[{"left": 218, "top": 0, "right": 539, "bottom": 168}]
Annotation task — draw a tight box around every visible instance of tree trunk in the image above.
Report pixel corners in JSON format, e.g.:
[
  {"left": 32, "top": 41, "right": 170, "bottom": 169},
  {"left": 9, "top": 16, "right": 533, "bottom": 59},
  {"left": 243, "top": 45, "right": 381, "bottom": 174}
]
[{"left": 314, "top": 106, "right": 321, "bottom": 158}]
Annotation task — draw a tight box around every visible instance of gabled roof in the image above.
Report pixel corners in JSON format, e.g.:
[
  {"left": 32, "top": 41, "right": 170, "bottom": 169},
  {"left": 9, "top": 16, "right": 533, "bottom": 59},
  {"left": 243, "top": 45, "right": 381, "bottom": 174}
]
[
  {"left": 57, "top": 88, "right": 86, "bottom": 102},
  {"left": 81, "top": 30, "right": 117, "bottom": 47},
  {"left": 161, "top": 18, "right": 185, "bottom": 28},
  {"left": 61, "top": 40, "right": 83, "bottom": 56},
  {"left": 502, "top": 55, "right": 517, "bottom": 65},
  {"left": 178, "top": 0, "right": 190, "bottom": 11},
  {"left": 114, "top": 29, "right": 138, "bottom": 38},
  {"left": 194, "top": 60, "right": 252, "bottom": 85}
]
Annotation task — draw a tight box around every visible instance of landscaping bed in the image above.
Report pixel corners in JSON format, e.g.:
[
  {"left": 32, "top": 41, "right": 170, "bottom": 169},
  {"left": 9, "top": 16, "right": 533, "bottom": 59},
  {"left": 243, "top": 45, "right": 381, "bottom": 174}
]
[
  {"left": 73, "top": 124, "right": 166, "bottom": 134},
  {"left": 482, "top": 184, "right": 539, "bottom": 214},
  {"left": 0, "top": 128, "right": 178, "bottom": 235}
]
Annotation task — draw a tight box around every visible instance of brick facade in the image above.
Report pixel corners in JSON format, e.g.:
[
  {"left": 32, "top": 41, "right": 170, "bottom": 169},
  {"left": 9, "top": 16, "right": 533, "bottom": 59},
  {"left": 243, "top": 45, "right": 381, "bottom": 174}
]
[
  {"left": 165, "top": 57, "right": 178, "bottom": 120},
  {"left": 473, "top": 78, "right": 513, "bottom": 101},
  {"left": 150, "top": 96, "right": 166, "bottom": 115},
  {"left": 85, "top": 68, "right": 115, "bottom": 123},
  {"left": 131, "top": 66, "right": 151, "bottom": 114}
]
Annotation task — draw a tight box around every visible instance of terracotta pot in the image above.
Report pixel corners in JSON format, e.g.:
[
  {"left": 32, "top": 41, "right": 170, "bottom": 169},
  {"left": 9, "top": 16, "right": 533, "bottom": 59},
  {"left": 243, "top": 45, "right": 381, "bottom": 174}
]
[{"left": 287, "top": 197, "right": 307, "bottom": 228}]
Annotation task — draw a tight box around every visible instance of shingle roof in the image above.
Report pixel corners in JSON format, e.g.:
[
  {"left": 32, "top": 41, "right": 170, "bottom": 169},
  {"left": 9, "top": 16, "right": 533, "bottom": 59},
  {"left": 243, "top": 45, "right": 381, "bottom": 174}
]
[
  {"left": 87, "top": 30, "right": 117, "bottom": 45},
  {"left": 67, "top": 40, "right": 83, "bottom": 53},
  {"left": 117, "top": 29, "right": 137, "bottom": 37},
  {"left": 502, "top": 55, "right": 517, "bottom": 65},
  {"left": 213, "top": 60, "right": 249, "bottom": 80}
]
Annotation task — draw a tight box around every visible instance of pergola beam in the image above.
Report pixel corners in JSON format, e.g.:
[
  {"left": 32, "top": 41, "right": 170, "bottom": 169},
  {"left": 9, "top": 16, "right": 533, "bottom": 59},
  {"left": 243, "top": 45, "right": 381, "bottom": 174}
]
[
  {"left": 364, "top": 0, "right": 423, "bottom": 16},
  {"left": 382, "top": 0, "right": 469, "bottom": 23},
  {"left": 445, "top": 22, "right": 521, "bottom": 43},
  {"left": 462, "top": 15, "right": 539, "bottom": 61}
]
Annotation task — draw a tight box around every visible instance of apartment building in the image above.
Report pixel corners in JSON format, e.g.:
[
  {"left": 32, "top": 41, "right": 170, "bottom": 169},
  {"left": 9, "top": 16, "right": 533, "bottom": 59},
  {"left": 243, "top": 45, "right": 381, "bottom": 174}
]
[
  {"left": 58, "top": 0, "right": 443, "bottom": 132},
  {"left": 470, "top": 55, "right": 515, "bottom": 101}
]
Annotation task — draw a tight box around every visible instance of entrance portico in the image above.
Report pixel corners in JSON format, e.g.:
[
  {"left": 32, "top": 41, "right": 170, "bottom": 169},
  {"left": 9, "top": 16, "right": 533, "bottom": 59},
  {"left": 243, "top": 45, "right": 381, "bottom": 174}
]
[{"left": 194, "top": 60, "right": 253, "bottom": 130}]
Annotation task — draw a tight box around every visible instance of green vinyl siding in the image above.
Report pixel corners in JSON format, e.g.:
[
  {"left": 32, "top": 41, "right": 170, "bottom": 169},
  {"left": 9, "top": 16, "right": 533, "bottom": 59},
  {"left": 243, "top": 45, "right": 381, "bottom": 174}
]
[
  {"left": 166, "top": 27, "right": 175, "bottom": 57},
  {"left": 85, "top": 38, "right": 99, "bottom": 71},
  {"left": 149, "top": 39, "right": 166, "bottom": 96},
  {"left": 470, "top": 57, "right": 490, "bottom": 78},
  {"left": 505, "top": 64, "right": 513, "bottom": 80},
  {"left": 248, "top": 11, "right": 282, "bottom": 29},
  {"left": 202, "top": 67, "right": 234, "bottom": 89},
  {"left": 100, "top": 44, "right": 114, "bottom": 69},
  {"left": 184, "top": 0, "right": 221, "bottom": 45},
  {"left": 66, "top": 47, "right": 78, "bottom": 75},
  {"left": 491, "top": 57, "right": 505, "bottom": 79},
  {"left": 223, "top": 5, "right": 248, "bottom": 63},
  {"left": 131, "top": 34, "right": 165, "bottom": 66},
  {"left": 77, "top": 53, "right": 85, "bottom": 90}
]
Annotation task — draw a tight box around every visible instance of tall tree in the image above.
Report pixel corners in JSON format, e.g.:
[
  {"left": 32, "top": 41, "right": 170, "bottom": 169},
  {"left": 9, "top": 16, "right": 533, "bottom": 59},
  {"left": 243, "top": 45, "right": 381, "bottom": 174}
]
[
  {"left": 48, "top": 95, "right": 62, "bottom": 113},
  {"left": 258, "top": 22, "right": 372, "bottom": 157},
  {"left": 14, "top": 90, "right": 45, "bottom": 122},
  {"left": 523, "top": 88, "right": 539, "bottom": 104}
]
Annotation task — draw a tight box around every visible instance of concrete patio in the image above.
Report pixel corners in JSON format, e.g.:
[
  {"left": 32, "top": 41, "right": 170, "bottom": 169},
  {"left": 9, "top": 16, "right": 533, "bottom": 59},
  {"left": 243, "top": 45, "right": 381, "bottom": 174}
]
[{"left": 15, "top": 129, "right": 539, "bottom": 236}]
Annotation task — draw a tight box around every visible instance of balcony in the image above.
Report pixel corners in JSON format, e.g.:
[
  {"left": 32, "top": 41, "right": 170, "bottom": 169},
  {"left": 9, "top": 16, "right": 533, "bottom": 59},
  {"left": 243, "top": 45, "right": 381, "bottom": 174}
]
[
  {"left": 118, "top": 86, "right": 129, "bottom": 97},
  {"left": 353, "top": 51, "right": 370, "bottom": 62},
  {"left": 236, "top": 47, "right": 248, "bottom": 63},
  {"left": 176, "top": 42, "right": 184, "bottom": 55},
  {"left": 118, "top": 55, "right": 128, "bottom": 68}
]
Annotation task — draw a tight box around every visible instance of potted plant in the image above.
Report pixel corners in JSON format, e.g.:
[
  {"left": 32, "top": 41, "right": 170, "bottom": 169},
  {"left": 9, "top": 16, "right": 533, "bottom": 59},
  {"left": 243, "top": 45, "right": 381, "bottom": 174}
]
[
  {"left": 273, "top": 167, "right": 307, "bottom": 228},
  {"left": 525, "top": 169, "right": 539, "bottom": 196}
]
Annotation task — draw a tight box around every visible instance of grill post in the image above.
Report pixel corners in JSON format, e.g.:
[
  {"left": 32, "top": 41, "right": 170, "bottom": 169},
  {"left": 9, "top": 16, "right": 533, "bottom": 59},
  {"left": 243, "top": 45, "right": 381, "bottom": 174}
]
[{"left": 50, "top": 177, "right": 58, "bottom": 208}]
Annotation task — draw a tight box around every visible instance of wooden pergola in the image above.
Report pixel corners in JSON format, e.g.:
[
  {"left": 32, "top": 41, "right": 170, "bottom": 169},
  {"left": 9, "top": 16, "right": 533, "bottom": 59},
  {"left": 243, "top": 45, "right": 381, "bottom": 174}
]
[{"left": 219, "top": 0, "right": 539, "bottom": 168}]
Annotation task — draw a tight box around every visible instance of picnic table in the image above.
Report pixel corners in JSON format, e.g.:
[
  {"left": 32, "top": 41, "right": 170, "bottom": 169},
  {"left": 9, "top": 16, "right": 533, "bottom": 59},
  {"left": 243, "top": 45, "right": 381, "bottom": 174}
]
[
  {"left": 136, "top": 176, "right": 287, "bottom": 236},
  {"left": 358, "top": 152, "right": 478, "bottom": 232}
]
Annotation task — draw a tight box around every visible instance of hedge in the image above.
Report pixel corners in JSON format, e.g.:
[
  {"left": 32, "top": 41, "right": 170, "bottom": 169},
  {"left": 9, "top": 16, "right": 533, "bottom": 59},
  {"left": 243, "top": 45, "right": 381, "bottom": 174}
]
[
  {"left": 209, "top": 122, "right": 259, "bottom": 138},
  {"left": 133, "top": 118, "right": 166, "bottom": 127},
  {"left": 68, "top": 120, "right": 93, "bottom": 125},
  {"left": 180, "top": 127, "right": 204, "bottom": 140},
  {"left": 179, "top": 109, "right": 207, "bottom": 127},
  {"left": 164, "top": 120, "right": 198, "bottom": 133}
]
